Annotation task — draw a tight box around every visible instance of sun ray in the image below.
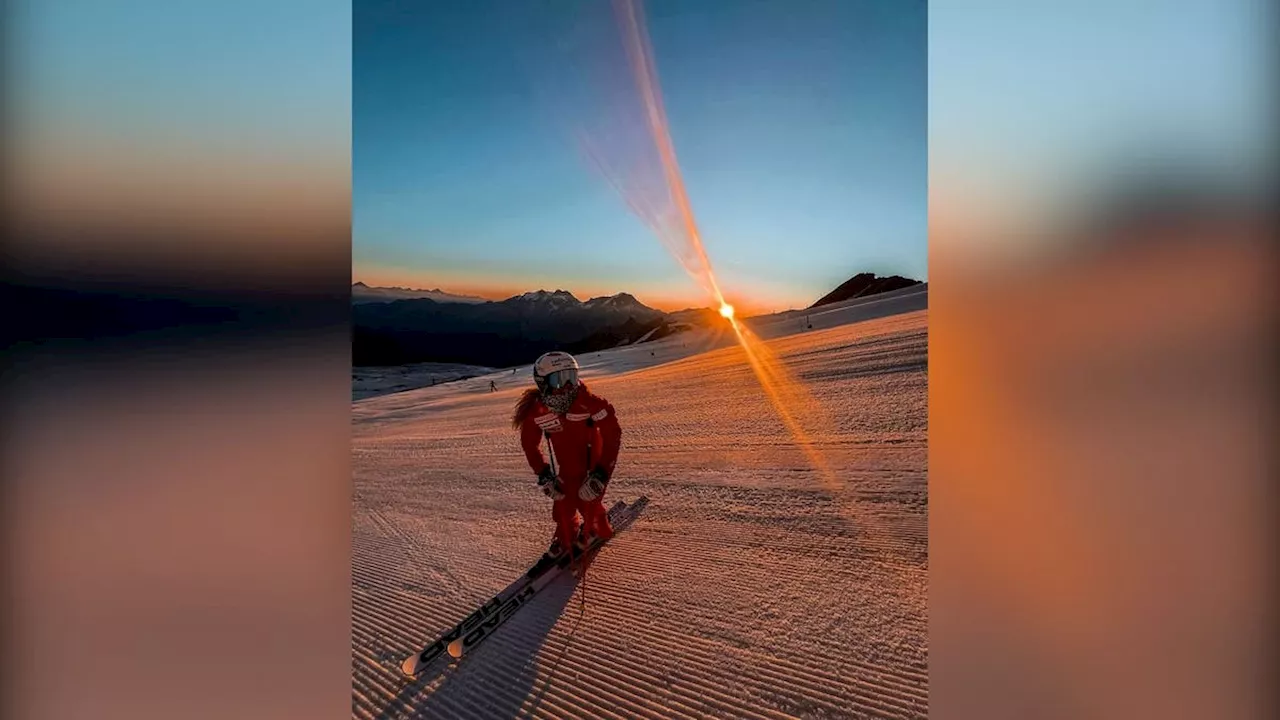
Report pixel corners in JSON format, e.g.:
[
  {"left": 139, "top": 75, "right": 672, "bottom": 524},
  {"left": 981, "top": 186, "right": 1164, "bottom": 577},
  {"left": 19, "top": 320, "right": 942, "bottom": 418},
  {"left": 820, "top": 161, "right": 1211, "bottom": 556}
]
[{"left": 554, "top": 0, "right": 905, "bottom": 551}]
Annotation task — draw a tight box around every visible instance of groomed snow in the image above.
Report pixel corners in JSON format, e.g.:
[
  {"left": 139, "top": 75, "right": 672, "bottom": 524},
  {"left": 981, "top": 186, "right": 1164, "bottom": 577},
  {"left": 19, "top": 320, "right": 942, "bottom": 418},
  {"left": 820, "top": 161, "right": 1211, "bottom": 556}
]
[{"left": 353, "top": 286, "right": 927, "bottom": 719}]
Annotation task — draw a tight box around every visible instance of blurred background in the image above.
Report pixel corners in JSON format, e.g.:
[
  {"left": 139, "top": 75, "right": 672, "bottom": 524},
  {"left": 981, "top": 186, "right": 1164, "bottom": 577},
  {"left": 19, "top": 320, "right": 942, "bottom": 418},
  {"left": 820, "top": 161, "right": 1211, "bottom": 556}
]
[
  {"left": 929, "top": 1, "right": 1275, "bottom": 718},
  {"left": 2, "top": 1, "right": 353, "bottom": 719},
  {"left": 2, "top": 1, "right": 1274, "bottom": 719}
]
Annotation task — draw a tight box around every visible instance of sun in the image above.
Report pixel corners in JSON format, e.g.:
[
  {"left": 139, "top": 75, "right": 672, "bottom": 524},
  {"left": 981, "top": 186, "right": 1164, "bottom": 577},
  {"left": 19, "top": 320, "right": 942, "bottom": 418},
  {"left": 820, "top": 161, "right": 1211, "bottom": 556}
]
[{"left": 719, "top": 303, "right": 735, "bottom": 319}]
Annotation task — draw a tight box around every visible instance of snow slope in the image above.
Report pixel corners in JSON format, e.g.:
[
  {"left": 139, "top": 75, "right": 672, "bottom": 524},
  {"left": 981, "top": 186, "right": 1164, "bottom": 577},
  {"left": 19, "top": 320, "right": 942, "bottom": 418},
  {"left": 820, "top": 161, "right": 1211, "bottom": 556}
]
[
  {"left": 352, "top": 290, "right": 927, "bottom": 719},
  {"left": 353, "top": 363, "right": 499, "bottom": 401}
]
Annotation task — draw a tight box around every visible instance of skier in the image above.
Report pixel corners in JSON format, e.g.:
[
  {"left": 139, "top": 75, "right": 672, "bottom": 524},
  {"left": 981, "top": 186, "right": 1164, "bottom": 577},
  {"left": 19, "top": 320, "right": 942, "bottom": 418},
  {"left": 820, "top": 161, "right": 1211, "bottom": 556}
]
[
  {"left": 512, "top": 351, "right": 621, "bottom": 565},
  {"left": 489, "top": 380, "right": 497, "bottom": 393}
]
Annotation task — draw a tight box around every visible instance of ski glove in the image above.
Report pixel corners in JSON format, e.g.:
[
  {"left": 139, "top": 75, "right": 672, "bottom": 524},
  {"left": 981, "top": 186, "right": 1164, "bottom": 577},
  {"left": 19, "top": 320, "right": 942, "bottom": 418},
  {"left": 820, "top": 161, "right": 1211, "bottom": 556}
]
[
  {"left": 537, "top": 466, "right": 564, "bottom": 500},
  {"left": 579, "top": 468, "right": 609, "bottom": 502}
]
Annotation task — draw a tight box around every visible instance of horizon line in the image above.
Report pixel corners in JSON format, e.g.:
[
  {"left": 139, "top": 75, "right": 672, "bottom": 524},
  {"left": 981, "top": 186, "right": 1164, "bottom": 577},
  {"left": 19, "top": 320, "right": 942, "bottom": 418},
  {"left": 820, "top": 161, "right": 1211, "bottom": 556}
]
[
  {"left": 350, "top": 280, "right": 819, "bottom": 314},
  {"left": 350, "top": 271, "right": 922, "bottom": 315}
]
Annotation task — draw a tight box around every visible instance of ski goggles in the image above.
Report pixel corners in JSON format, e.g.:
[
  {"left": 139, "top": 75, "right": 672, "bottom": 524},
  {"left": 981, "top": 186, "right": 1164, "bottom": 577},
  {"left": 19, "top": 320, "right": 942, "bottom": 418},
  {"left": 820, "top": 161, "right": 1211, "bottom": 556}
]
[{"left": 542, "top": 368, "right": 579, "bottom": 391}]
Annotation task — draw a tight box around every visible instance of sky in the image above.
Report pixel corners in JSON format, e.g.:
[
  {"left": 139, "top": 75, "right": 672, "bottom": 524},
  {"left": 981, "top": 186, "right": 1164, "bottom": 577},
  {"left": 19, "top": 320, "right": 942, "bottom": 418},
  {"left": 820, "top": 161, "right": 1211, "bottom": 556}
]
[
  {"left": 8, "top": 0, "right": 1261, "bottom": 313},
  {"left": 355, "top": 0, "right": 926, "bottom": 313},
  {"left": 929, "top": 0, "right": 1271, "bottom": 255},
  {"left": 13, "top": 0, "right": 351, "bottom": 256}
]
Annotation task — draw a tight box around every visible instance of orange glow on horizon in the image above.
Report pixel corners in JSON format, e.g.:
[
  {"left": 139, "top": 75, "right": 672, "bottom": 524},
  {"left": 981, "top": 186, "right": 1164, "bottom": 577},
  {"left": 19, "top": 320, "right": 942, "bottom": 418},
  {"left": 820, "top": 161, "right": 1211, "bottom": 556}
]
[{"left": 354, "top": 268, "right": 798, "bottom": 315}]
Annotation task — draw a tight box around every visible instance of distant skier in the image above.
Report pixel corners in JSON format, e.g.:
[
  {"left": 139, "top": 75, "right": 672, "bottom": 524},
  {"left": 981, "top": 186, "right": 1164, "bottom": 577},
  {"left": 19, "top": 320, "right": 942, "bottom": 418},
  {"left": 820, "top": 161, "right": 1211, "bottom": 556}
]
[
  {"left": 489, "top": 380, "right": 497, "bottom": 393},
  {"left": 512, "top": 351, "right": 621, "bottom": 564}
]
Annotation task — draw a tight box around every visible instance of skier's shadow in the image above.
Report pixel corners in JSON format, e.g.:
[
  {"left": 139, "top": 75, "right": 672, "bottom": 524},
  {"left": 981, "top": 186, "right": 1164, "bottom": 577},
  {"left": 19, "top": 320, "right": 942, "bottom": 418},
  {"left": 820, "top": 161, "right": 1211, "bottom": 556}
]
[
  {"left": 379, "top": 498, "right": 649, "bottom": 720},
  {"left": 372, "top": 573, "right": 578, "bottom": 720}
]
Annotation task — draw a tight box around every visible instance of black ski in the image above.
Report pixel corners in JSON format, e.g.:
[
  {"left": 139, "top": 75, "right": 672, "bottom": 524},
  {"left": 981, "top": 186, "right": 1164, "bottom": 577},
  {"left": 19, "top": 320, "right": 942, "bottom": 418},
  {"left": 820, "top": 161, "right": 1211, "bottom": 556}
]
[{"left": 399, "top": 499, "right": 631, "bottom": 677}]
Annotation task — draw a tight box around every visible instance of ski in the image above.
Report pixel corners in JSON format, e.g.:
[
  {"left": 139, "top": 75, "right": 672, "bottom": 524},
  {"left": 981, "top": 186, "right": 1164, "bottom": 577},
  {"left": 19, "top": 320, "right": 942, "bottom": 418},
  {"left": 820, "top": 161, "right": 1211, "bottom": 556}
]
[{"left": 399, "top": 499, "right": 632, "bottom": 677}]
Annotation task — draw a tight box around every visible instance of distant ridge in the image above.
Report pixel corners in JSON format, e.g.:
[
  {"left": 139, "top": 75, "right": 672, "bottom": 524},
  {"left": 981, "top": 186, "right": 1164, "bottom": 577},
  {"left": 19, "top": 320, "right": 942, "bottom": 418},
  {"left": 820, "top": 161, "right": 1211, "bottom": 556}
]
[
  {"left": 352, "top": 289, "right": 724, "bottom": 367},
  {"left": 809, "top": 273, "right": 922, "bottom": 308},
  {"left": 352, "top": 282, "right": 487, "bottom": 305}
]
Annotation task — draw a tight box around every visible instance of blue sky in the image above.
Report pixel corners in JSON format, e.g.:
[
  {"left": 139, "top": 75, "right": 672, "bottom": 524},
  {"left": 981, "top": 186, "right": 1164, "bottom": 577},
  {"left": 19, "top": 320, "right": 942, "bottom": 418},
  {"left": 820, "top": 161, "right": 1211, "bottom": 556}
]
[
  {"left": 930, "top": 0, "right": 1271, "bottom": 234},
  {"left": 17, "top": 0, "right": 350, "bottom": 167},
  {"left": 355, "top": 0, "right": 926, "bottom": 312}
]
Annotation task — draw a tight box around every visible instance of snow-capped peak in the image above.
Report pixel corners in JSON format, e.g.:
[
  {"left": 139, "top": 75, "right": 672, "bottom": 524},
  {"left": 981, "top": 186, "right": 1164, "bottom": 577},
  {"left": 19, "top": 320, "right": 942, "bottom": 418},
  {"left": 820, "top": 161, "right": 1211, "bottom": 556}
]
[{"left": 517, "top": 289, "right": 581, "bottom": 304}]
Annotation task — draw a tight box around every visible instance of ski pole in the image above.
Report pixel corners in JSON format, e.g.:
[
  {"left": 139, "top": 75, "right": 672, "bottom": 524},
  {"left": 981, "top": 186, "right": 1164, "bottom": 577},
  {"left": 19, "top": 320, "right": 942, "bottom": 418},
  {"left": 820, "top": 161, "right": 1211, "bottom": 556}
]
[
  {"left": 544, "top": 431, "right": 556, "bottom": 478},
  {"left": 544, "top": 431, "right": 564, "bottom": 504}
]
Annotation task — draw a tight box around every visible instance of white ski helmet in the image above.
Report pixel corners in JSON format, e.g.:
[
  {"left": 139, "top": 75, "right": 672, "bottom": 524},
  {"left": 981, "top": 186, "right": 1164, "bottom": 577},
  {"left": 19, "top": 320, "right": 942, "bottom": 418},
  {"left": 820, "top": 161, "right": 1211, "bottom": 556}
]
[{"left": 533, "top": 351, "right": 580, "bottom": 395}]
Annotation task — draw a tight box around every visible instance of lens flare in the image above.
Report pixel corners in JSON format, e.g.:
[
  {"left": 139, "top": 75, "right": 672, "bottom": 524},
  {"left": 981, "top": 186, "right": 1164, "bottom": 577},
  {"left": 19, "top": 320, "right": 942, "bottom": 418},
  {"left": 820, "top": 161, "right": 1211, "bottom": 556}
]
[
  {"left": 603, "top": 1, "right": 815, "bottom": 446},
  {"left": 598, "top": 0, "right": 847, "bottom": 491},
  {"left": 557, "top": 0, "right": 904, "bottom": 551}
]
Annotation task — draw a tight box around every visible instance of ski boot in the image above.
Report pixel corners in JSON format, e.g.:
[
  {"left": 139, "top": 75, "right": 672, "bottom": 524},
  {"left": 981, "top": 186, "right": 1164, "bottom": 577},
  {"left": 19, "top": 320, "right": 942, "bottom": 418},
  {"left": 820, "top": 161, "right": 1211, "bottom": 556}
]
[
  {"left": 571, "top": 526, "right": 606, "bottom": 563},
  {"left": 592, "top": 516, "right": 615, "bottom": 543},
  {"left": 530, "top": 537, "right": 569, "bottom": 576},
  {"left": 571, "top": 527, "right": 613, "bottom": 576}
]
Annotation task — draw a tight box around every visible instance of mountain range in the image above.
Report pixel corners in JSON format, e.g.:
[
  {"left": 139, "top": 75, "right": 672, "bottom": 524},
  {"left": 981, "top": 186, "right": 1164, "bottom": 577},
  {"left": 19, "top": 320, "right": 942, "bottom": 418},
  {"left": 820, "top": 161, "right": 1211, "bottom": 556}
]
[
  {"left": 352, "top": 272, "right": 921, "bottom": 367},
  {"left": 352, "top": 289, "right": 691, "bottom": 367},
  {"left": 352, "top": 282, "right": 486, "bottom": 305}
]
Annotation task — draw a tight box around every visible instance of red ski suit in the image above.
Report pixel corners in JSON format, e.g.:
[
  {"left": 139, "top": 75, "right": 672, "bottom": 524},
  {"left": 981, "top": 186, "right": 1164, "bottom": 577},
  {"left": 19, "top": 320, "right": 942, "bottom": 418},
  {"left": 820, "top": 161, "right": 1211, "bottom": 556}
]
[{"left": 520, "top": 385, "right": 622, "bottom": 550}]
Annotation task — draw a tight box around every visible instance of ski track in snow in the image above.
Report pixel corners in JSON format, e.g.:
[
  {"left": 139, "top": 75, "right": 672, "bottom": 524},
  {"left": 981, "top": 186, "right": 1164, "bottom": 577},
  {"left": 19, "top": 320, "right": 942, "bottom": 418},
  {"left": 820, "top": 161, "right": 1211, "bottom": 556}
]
[{"left": 353, "top": 296, "right": 927, "bottom": 719}]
